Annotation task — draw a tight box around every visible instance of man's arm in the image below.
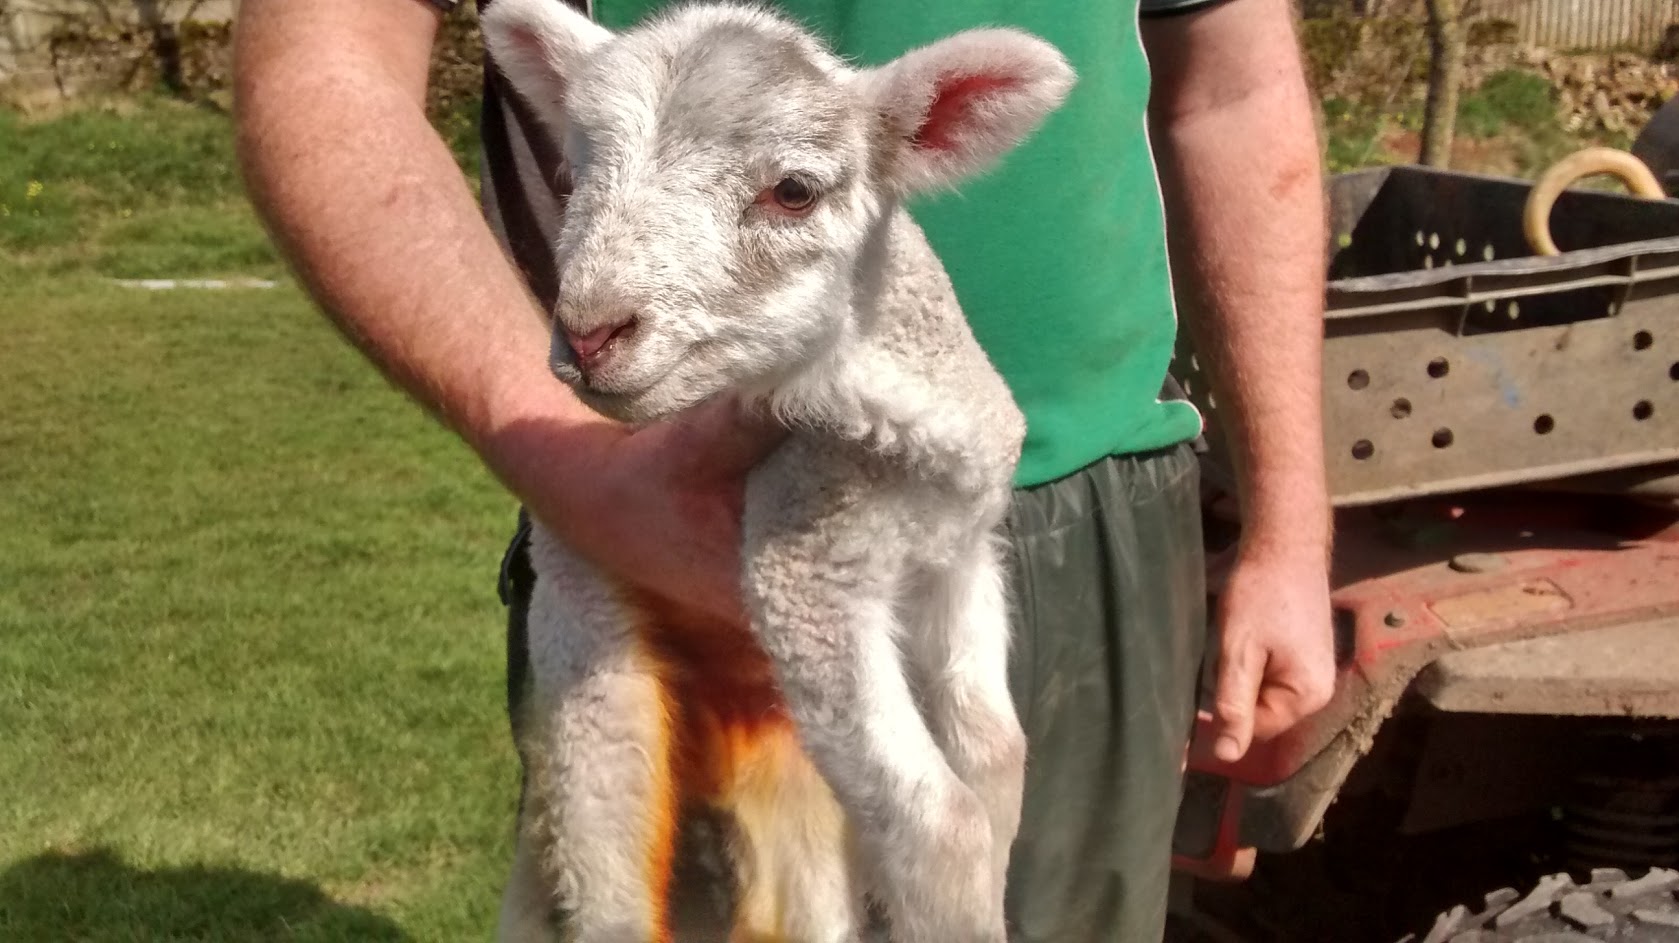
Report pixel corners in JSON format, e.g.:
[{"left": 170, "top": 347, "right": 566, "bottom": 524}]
[
  {"left": 235, "top": 0, "right": 775, "bottom": 625},
  {"left": 1141, "top": 0, "right": 1335, "bottom": 762}
]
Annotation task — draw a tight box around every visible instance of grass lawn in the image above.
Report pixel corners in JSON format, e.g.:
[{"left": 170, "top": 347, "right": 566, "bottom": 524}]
[
  {"left": 0, "top": 66, "right": 1649, "bottom": 940},
  {"left": 2, "top": 99, "right": 520, "bottom": 940}
]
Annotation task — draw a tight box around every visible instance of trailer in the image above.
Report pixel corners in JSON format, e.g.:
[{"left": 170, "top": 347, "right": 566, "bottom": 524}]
[{"left": 1168, "top": 149, "right": 1679, "bottom": 942}]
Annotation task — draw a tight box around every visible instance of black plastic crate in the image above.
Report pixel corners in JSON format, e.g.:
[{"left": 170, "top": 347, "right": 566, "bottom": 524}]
[{"left": 1179, "top": 165, "right": 1679, "bottom": 506}]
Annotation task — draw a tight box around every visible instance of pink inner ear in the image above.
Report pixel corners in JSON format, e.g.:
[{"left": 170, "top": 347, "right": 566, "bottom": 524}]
[
  {"left": 912, "top": 73, "right": 1022, "bottom": 152},
  {"left": 507, "top": 25, "right": 546, "bottom": 60}
]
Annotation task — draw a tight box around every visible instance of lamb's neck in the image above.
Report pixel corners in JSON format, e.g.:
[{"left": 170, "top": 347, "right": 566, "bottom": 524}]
[
  {"left": 763, "top": 210, "right": 996, "bottom": 486},
  {"left": 853, "top": 207, "right": 967, "bottom": 348}
]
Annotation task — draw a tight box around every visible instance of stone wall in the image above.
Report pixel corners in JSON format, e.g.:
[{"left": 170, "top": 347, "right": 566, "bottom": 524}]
[
  {"left": 1, "top": 1, "right": 233, "bottom": 88},
  {"left": 0, "top": 0, "right": 484, "bottom": 122},
  {"left": 1303, "top": 10, "right": 1679, "bottom": 137}
]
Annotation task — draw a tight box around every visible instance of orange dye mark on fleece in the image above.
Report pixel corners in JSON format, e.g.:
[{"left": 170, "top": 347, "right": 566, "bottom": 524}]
[{"left": 630, "top": 593, "right": 818, "bottom": 939}]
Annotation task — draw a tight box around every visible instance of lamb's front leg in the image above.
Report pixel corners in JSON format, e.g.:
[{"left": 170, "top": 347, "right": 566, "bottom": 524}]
[
  {"left": 907, "top": 539, "right": 1027, "bottom": 898},
  {"left": 516, "top": 531, "right": 681, "bottom": 943},
  {"left": 745, "top": 542, "right": 1003, "bottom": 943},
  {"left": 498, "top": 815, "right": 561, "bottom": 943}
]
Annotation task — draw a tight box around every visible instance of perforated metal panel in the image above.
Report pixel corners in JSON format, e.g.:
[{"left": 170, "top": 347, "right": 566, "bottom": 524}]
[{"left": 1179, "top": 166, "right": 1679, "bottom": 507}]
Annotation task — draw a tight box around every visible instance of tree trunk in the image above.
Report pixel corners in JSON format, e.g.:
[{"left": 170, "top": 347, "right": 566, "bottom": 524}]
[
  {"left": 1420, "top": 0, "right": 1465, "bottom": 167},
  {"left": 132, "top": 0, "right": 185, "bottom": 97}
]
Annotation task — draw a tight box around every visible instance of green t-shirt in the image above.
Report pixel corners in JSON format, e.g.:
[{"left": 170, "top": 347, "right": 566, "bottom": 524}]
[{"left": 500, "top": 0, "right": 1204, "bottom": 487}]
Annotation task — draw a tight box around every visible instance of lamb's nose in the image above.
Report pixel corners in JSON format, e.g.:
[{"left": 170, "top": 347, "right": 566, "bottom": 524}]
[{"left": 564, "top": 317, "right": 637, "bottom": 364}]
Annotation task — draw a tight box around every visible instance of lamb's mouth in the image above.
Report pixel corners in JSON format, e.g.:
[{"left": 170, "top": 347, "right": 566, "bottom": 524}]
[
  {"left": 547, "top": 354, "right": 671, "bottom": 423},
  {"left": 548, "top": 333, "right": 650, "bottom": 396},
  {"left": 547, "top": 332, "right": 724, "bottom": 423}
]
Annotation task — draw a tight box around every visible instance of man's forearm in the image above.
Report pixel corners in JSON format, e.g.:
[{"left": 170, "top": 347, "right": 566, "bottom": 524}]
[
  {"left": 234, "top": 0, "right": 791, "bottom": 625},
  {"left": 234, "top": 0, "right": 613, "bottom": 499},
  {"left": 1144, "top": 0, "right": 1330, "bottom": 554}
]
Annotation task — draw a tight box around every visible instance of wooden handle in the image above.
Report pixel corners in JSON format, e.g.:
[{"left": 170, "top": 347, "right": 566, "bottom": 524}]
[{"left": 1523, "top": 147, "right": 1666, "bottom": 257}]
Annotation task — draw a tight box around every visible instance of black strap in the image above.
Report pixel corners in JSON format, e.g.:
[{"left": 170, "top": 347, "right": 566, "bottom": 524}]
[
  {"left": 1139, "top": 0, "right": 1236, "bottom": 18},
  {"left": 474, "top": 0, "right": 591, "bottom": 309}
]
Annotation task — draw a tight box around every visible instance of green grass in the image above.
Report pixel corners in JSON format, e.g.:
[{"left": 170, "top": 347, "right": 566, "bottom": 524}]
[
  {"left": 1458, "top": 69, "right": 1557, "bottom": 140},
  {"left": 1321, "top": 96, "right": 1401, "bottom": 174},
  {"left": 0, "top": 100, "right": 278, "bottom": 278},
  {"left": 2, "top": 98, "right": 521, "bottom": 940},
  {"left": 1321, "top": 71, "right": 1633, "bottom": 178},
  {"left": 0, "top": 96, "right": 481, "bottom": 279}
]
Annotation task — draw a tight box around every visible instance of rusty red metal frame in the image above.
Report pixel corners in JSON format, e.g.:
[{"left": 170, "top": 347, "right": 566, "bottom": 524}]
[{"left": 1173, "top": 493, "right": 1679, "bottom": 881}]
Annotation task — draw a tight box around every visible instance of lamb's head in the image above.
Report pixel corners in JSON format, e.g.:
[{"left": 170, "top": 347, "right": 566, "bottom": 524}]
[{"left": 482, "top": 0, "right": 1074, "bottom": 423}]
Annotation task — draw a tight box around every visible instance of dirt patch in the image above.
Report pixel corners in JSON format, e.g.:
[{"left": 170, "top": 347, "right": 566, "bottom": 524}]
[{"left": 1379, "top": 128, "right": 1527, "bottom": 176}]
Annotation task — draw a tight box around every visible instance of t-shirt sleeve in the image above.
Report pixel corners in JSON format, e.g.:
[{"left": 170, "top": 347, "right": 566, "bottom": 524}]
[{"left": 1138, "top": 0, "right": 1231, "bottom": 17}]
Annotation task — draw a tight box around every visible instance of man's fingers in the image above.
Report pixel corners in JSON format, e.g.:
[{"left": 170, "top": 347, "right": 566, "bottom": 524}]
[
  {"left": 1252, "top": 666, "right": 1336, "bottom": 742},
  {"left": 1211, "top": 641, "right": 1263, "bottom": 763},
  {"left": 722, "top": 398, "right": 789, "bottom": 465},
  {"left": 674, "top": 396, "right": 788, "bottom": 473},
  {"left": 1251, "top": 688, "right": 1306, "bottom": 744}
]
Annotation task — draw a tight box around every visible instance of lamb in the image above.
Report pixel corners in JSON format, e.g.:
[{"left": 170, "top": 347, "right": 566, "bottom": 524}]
[{"left": 478, "top": 2, "right": 1074, "bottom": 940}]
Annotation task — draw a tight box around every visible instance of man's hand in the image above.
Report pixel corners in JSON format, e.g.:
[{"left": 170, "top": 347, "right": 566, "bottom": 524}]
[
  {"left": 1206, "top": 544, "right": 1336, "bottom": 763},
  {"left": 562, "top": 399, "right": 786, "bottom": 627},
  {"left": 484, "top": 389, "right": 786, "bottom": 629}
]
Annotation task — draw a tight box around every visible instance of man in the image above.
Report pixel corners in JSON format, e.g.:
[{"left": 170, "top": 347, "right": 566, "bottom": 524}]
[{"left": 234, "top": 0, "right": 1334, "bottom": 938}]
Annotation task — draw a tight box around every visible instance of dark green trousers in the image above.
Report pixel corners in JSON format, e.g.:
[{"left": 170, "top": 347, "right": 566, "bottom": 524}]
[
  {"left": 499, "top": 444, "right": 1207, "bottom": 942},
  {"left": 1001, "top": 444, "right": 1207, "bottom": 942}
]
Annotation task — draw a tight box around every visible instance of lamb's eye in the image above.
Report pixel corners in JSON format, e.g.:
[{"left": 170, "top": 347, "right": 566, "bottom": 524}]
[{"left": 771, "top": 176, "right": 816, "bottom": 212}]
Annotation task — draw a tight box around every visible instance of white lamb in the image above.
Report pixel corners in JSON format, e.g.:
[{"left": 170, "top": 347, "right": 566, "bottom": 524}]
[{"left": 479, "top": 2, "right": 1074, "bottom": 940}]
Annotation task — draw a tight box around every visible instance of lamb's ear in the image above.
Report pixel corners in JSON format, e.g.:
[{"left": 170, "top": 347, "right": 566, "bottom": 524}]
[
  {"left": 857, "top": 29, "right": 1074, "bottom": 194},
  {"left": 480, "top": 0, "right": 612, "bottom": 115}
]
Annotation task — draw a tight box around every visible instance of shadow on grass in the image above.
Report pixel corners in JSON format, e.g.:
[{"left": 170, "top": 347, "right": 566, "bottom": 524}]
[{"left": 0, "top": 848, "right": 410, "bottom": 942}]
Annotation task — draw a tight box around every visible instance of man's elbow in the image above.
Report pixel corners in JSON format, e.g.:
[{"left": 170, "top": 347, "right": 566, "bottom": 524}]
[
  {"left": 231, "top": 0, "right": 319, "bottom": 172},
  {"left": 232, "top": 0, "right": 439, "bottom": 121},
  {"left": 231, "top": 0, "right": 293, "bottom": 110},
  {"left": 1142, "top": 0, "right": 1313, "bottom": 131},
  {"left": 1150, "top": 63, "right": 1312, "bottom": 141}
]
